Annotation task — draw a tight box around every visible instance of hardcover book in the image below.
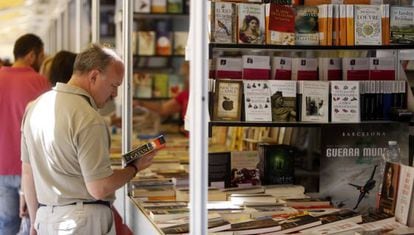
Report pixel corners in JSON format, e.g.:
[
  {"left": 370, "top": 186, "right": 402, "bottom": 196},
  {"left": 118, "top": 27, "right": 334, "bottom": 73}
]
[
  {"left": 268, "top": 4, "right": 295, "bottom": 45},
  {"left": 390, "top": 6, "right": 414, "bottom": 44},
  {"left": 294, "top": 6, "right": 319, "bottom": 45},
  {"left": 242, "top": 55, "right": 271, "bottom": 80},
  {"left": 212, "top": 79, "right": 243, "bottom": 121},
  {"left": 271, "top": 57, "right": 292, "bottom": 80},
  {"left": 299, "top": 81, "right": 329, "bottom": 123},
  {"left": 230, "top": 151, "right": 261, "bottom": 187},
  {"left": 243, "top": 80, "right": 272, "bottom": 122},
  {"left": 238, "top": 3, "right": 265, "bottom": 44},
  {"left": 209, "top": 152, "right": 232, "bottom": 189},
  {"left": 319, "top": 124, "right": 408, "bottom": 213},
  {"left": 211, "top": 2, "right": 237, "bottom": 44},
  {"left": 216, "top": 57, "right": 242, "bottom": 79},
  {"left": 369, "top": 57, "right": 395, "bottom": 81},
  {"left": 268, "top": 80, "right": 297, "bottom": 122},
  {"left": 291, "top": 58, "right": 318, "bottom": 81},
  {"left": 342, "top": 57, "right": 369, "bottom": 81},
  {"left": 331, "top": 81, "right": 360, "bottom": 123},
  {"left": 354, "top": 5, "right": 382, "bottom": 45},
  {"left": 257, "top": 144, "right": 296, "bottom": 185}
]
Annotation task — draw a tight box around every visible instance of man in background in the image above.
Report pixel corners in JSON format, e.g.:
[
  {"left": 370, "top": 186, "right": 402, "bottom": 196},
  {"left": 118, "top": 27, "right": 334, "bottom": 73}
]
[{"left": 0, "top": 34, "right": 50, "bottom": 235}]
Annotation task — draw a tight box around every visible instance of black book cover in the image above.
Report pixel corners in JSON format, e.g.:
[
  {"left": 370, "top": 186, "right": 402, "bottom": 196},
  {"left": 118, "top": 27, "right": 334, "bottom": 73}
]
[
  {"left": 208, "top": 152, "right": 232, "bottom": 188},
  {"left": 257, "top": 144, "right": 295, "bottom": 185}
]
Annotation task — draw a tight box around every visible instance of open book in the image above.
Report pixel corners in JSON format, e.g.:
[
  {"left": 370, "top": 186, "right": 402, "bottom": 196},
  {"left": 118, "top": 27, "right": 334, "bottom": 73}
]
[{"left": 122, "top": 135, "right": 166, "bottom": 166}]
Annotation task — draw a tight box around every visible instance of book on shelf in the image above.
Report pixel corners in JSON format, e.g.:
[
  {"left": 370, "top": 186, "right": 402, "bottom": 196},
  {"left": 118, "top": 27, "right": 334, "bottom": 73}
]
[
  {"left": 175, "top": 187, "right": 227, "bottom": 201},
  {"left": 167, "top": 0, "right": 183, "bottom": 14},
  {"left": 342, "top": 57, "right": 369, "bottom": 81},
  {"left": 317, "top": 4, "right": 330, "bottom": 46},
  {"left": 294, "top": 6, "right": 319, "bottom": 45},
  {"left": 354, "top": 5, "right": 382, "bottom": 45},
  {"left": 395, "top": 164, "right": 414, "bottom": 226},
  {"left": 173, "top": 31, "right": 188, "bottom": 55},
  {"left": 246, "top": 205, "right": 299, "bottom": 219},
  {"left": 131, "top": 185, "right": 175, "bottom": 201},
  {"left": 215, "top": 57, "right": 242, "bottom": 79},
  {"left": 134, "top": 0, "right": 150, "bottom": 13},
  {"left": 318, "top": 58, "right": 342, "bottom": 81},
  {"left": 319, "top": 124, "right": 408, "bottom": 213},
  {"left": 212, "top": 79, "right": 243, "bottom": 121},
  {"left": 230, "top": 151, "right": 261, "bottom": 187},
  {"left": 229, "top": 193, "right": 279, "bottom": 206},
  {"left": 332, "top": 4, "right": 340, "bottom": 46},
  {"left": 243, "top": 80, "right": 272, "bottom": 122},
  {"left": 299, "top": 81, "right": 329, "bottom": 123},
  {"left": 271, "top": 214, "right": 322, "bottom": 234},
  {"left": 137, "top": 31, "right": 156, "bottom": 56},
  {"left": 291, "top": 58, "right": 318, "bottom": 81},
  {"left": 339, "top": 4, "right": 347, "bottom": 46},
  {"left": 238, "top": 3, "right": 265, "bottom": 44},
  {"left": 211, "top": 1, "right": 237, "bottom": 44},
  {"left": 152, "top": 73, "right": 169, "bottom": 98},
  {"left": 133, "top": 72, "right": 153, "bottom": 98},
  {"left": 379, "top": 162, "right": 401, "bottom": 216},
  {"left": 390, "top": 6, "right": 414, "bottom": 44},
  {"left": 161, "top": 216, "right": 231, "bottom": 234},
  {"left": 268, "top": 80, "right": 297, "bottom": 122},
  {"left": 330, "top": 81, "right": 360, "bottom": 123},
  {"left": 152, "top": 0, "right": 167, "bottom": 13},
  {"left": 168, "top": 74, "right": 184, "bottom": 98},
  {"left": 242, "top": 55, "right": 270, "bottom": 80},
  {"left": 346, "top": 4, "right": 354, "bottom": 46},
  {"left": 226, "top": 218, "right": 282, "bottom": 234},
  {"left": 369, "top": 57, "right": 395, "bottom": 81},
  {"left": 271, "top": 57, "right": 292, "bottom": 80},
  {"left": 208, "top": 151, "right": 232, "bottom": 189},
  {"left": 267, "top": 4, "right": 295, "bottom": 45},
  {"left": 257, "top": 144, "right": 296, "bottom": 185},
  {"left": 155, "top": 19, "right": 172, "bottom": 55},
  {"left": 382, "top": 4, "right": 390, "bottom": 45}
]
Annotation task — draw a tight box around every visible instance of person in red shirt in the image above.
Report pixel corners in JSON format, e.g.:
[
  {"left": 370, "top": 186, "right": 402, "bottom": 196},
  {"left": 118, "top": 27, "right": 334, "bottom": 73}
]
[{"left": 0, "top": 34, "right": 50, "bottom": 235}]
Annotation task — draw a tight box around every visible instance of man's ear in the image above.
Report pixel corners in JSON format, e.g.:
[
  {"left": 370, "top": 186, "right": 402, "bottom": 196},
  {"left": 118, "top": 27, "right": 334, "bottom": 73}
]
[
  {"left": 25, "top": 50, "right": 36, "bottom": 65},
  {"left": 89, "top": 69, "right": 99, "bottom": 84}
]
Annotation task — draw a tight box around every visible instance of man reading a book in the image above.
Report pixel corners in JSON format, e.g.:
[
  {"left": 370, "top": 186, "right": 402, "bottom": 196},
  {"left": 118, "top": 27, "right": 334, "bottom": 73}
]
[{"left": 21, "top": 44, "right": 156, "bottom": 234}]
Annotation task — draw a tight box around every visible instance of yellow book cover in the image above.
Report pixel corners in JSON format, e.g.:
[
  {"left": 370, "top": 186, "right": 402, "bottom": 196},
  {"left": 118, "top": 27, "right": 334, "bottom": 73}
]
[
  {"left": 382, "top": 4, "right": 390, "bottom": 45},
  {"left": 346, "top": 4, "right": 354, "bottom": 46},
  {"left": 339, "top": 4, "right": 347, "bottom": 46},
  {"left": 332, "top": 4, "right": 340, "bottom": 45}
]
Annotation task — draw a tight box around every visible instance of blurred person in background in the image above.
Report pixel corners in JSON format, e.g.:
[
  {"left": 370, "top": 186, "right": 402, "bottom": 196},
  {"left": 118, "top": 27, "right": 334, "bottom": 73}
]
[{"left": 0, "top": 33, "right": 50, "bottom": 235}]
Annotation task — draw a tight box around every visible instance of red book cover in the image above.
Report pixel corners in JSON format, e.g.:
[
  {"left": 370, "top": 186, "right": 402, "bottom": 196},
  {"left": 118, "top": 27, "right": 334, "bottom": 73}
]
[
  {"left": 342, "top": 58, "right": 369, "bottom": 81},
  {"left": 242, "top": 55, "right": 270, "bottom": 80},
  {"left": 216, "top": 57, "right": 243, "bottom": 79},
  {"left": 369, "top": 57, "right": 395, "bottom": 80},
  {"left": 272, "top": 57, "right": 292, "bottom": 80},
  {"left": 292, "top": 58, "right": 318, "bottom": 80},
  {"left": 268, "top": 4, "right": 295, "bottom": 45}
]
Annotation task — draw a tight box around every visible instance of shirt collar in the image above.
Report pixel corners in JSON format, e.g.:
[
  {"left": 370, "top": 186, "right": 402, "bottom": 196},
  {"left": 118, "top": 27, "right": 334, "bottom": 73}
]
[{"left": 54, "top": 82, "right": 98, "bottom": 110}]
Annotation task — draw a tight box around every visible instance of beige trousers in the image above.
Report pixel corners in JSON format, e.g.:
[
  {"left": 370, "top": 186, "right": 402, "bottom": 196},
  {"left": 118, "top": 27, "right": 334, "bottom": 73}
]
[{"left": 35, "top": 202, "right": 115, "bottom": 235}]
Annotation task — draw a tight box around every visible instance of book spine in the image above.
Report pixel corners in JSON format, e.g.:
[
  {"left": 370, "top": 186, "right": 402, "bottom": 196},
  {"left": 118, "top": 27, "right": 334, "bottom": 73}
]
[
  {"left": 382, "top": 4, "right": 390, "bottom": 45},
  {"left": 346, "top": 4, "right": 354, "bottom": 46},
  {"left": 318, "top": 5, "right": 328, "bottom": 46},
  {"left": 339, "top": 4, "right": 347, "bottom": 46},
  {"left": 327, "top": 4, "right": 333, "bottom": 46}
]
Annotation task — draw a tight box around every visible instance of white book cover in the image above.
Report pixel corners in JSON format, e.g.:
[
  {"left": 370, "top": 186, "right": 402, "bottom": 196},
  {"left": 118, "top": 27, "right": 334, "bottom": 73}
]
[
  {"left": 216, "top": 57, "right": 243, "bottom": 79},
  {"left": 211, "top": 2, "right": 236, "bottom": 43},
  {"left": 369, "top": 57, "right": 396, "bottom": 80},
  {"left": 318, "top": 58, "right": 342, "bottom": 81},
  {"left": 395, "top": 164, "right": 414, "bottom": 226},
  {"left": 173, "top": 31, "right": 188, "bottom": 55},
  {"left": 242, "top": 55, "right": 271, "bottom": 80},
  {"left": 134, "top": 0, "right": 151, "bottom": 13},
  {"left": 291, "top": 58, "right": 318, "bottom": 80},
  {"left": 354, "top": 5, "right": 382, "bottom": 45},
  {"left": 300, "top": 81, "right": 329, "bottom": 122},
  {"left": 331, "top": 81, "right": 360, "bottom": 123},
  {"left": 271, "top": 57, "right": 292, "bottom": 80},
  {"left": 243, "top": 80, "right": 272, "bottom": 122},
  {"left": 342, "top": 58, "right": 370, "bottom": 81},
  {"left": 268, "top": 80, "right": 297, "bottom": 122}
]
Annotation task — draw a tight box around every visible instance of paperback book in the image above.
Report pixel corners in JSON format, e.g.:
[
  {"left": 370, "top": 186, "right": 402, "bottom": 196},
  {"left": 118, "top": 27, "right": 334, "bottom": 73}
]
[
  {"left": 242, "top": 55, "right": 271, "bottom": 80},
  {"left": 299, "top": 81, "right": 329, "bottom": 123},
  {"left": 354, "top": 5, "right": 382, "bottom": 45},
  {"left": 243, "top": 80, "right": 272, "bottom": 122},
  {"left": 122, "top": 135, "right": 166, "bottom": 166},
  {"left": 294, "top": 6, "right": 319, "bottom": 45},
  {"left": 330, "top": 81, "right": 360, "bottom": 123},
  {"left": 291, "top": 58, "right": 318, "bottom": 81},
  {"left": 230, "top": 151, "right": 261, "bottom": 187},
  {"left": 212, "top": 79, "right": 243, "bottom": 121},
  {"left": 390, "top": 6, "right": 414, "bottom": 44},
  {"left": 211, "top": 1, "right": 237, "bottom": 43},
  {"left": 238, "top": 3, "right": 265, "bottom": 44},
  {"left": 215, "top": 57, "right": 243, "bottom": 79},
  {"left": 268, "top": 80, "right": 297, "bottom": 122},
  {"left": 271, "top": 57, "right": 292, "bottom": 80},
  {"left": 268, "top": 4, "right": 295, "bottom": 45}
]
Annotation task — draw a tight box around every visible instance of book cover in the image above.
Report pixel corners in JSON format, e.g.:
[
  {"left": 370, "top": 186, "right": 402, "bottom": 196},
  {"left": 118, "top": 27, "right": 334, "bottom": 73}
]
[
  {"left": 317, "top": 4, "right": 330, "bottom": 46},
  {"left": 243, "top": 80, "right": 272, "bottom": 122},
  {"left": 390, "top": 6, "right": 414, "bottom": 44},
  {"left": 152, "top": 0, "right": 167, "bottom": 13},
  {"left": 274, "top": 215, "right": 322, "bottom": 234},
  {"left": 271, "top": 57, "right": 292, "bottom": 80},
  {"left": 318, "top": 58, "right": 342, "bottom": 81},
  {"left": 137, "top": 31, "right": 156, "bottom": 56},
  {"left": 268, "top": 80, "right": 297, "bottom": 122},
  {"left": 133, "top": 72, "right": 153, "bottom": 98},
  {"left": 173, "top": 31, "right": 188, "bottom": 55},
  {"left": 395, "top": 164, "right": 414, "bottom": 226},
  {"left": 238, "top": 3, "right": 265, "bottom": 44},
  {"left": 227, "top": 218, "right": 281, "bottom": 234},
  {"left": 209, "top": 152, "right": 232, "bottom": 189},
  {"left": 354, "top": 5, "right": 382, "bottom": 45},
  {"left": 331, "top": 81, "right": 360, "bottom": 123},
  {"left": 379, "top": 162, "right": 400, "bottom": 216},
  {"left": 167, "top": 0, "right": 183, "bottom": 14},
  {"left": 382, "top": 4, "right": 390, "bottom": 45},
  {"left": 161, "top": 217, "right": 231, "bottom": 234},
  {"left": 300, "top": 209, "right": 363, "bottom": 234},
  {"left": 122, "top": 135, "right": 166, "bottom": 165},
  {"left": 212, "top": 79, "right": 243, "bottom": 121},
  {"left": 291, "top": 58, "right": 318, "bottom": 81},
  {"left": 257, "top": 144, "right": 296, "bottom": 185},
  {"left": 294, "top": 6, "right": 319, "bottom": 45},
  {"left": 342, "top": 57, "right": 369, "bottom": 81},
  {"left": 242, "top": 55, "right": 271, "bottom": 80},
  {"left": 332, "top": 4, "right": 340, "bottom": 45},
  {"left": 152, "top": 73, "right": 169, "bottom": 98},
  {"left": 319, "top": 124, "right": 408, "bottom": 213},
  {"left": 216, "top": 57, "right": 243, "bottom": 79},
  {"left": 339, "top": 4, "right": 347, "bottom": 46},
  {"left": 268, "top": 4, "right": 295, "bottom": 45},
  {"left": 168, "top": 74, "right": 184, "bottom": 98},
  {"left": 211, "top": 2, "right": 237, "bottom": 44},
  {"left": 155, "top": 19, "right": 172, "bottom": 55},
  {"left": 230, "top": 151, "right": 261, "bottom": 187},
  {"left": 300, "top": 81, "right": 329, "bottom": 122},
  {"left": 134, "top": 0, "right": 151, "bottom": 13},
  {"left": 369, "top": 57, "right": 395, "bottom": 81}
]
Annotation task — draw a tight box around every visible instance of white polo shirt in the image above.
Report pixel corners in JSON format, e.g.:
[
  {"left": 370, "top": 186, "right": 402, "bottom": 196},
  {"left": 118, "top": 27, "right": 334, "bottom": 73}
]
[{"left": 21, "top": 82, "right": 114, "bottom": 205}]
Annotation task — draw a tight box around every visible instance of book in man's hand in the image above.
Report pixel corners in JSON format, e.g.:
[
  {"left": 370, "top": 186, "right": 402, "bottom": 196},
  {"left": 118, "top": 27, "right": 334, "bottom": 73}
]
[{"left": 122, "top": 135, "right": 166, "bottom": 166}]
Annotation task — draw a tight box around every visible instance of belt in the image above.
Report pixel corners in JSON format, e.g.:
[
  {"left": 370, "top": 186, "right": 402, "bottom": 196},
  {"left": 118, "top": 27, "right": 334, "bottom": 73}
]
[{"left": 38, "top": 200, "right": 111, "bottom": 208}]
